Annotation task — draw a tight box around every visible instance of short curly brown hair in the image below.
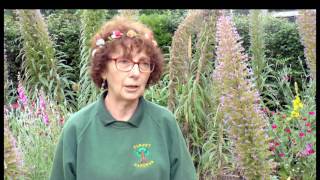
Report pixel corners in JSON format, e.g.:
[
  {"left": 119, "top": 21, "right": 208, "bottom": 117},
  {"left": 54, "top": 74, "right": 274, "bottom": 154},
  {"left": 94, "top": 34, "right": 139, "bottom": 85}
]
[{"left": 89, "top": 16, "right": 164, "bottom": 89}]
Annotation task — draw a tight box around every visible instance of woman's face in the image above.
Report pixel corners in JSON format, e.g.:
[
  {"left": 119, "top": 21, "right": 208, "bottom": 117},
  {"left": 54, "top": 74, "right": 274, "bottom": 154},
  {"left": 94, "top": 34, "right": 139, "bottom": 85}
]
[{"left": 101, "top": 47, "right": 152, "bottom": 102}]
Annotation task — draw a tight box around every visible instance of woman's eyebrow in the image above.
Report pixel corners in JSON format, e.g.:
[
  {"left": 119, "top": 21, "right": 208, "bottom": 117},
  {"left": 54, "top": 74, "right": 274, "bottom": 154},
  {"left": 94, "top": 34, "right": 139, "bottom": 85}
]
[{"left": 138, "top": 57, "right": 150, "bottom": 62}]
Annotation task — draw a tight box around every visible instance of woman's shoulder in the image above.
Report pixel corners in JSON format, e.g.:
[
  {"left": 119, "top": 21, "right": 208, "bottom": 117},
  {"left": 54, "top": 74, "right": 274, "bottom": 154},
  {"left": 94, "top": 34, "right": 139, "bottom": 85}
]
[
  {"left": 62, "top": 101, "right": 98, "bottom": 134},
  {"left": 144, "top": 99, "right": 174, "bottom": 118},
  {"left": 143, "top": 99, "right": 177, "bottom": 126}
]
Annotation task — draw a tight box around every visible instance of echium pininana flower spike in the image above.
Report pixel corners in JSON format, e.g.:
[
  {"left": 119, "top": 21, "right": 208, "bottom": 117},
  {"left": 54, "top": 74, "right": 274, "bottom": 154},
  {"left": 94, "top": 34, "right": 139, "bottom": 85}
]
[
  {"left": 297, "top": 10, "right": 316, "bottom": 81},
  {"left": 212, "top": 14, "right": 272, "bottom": 179}
]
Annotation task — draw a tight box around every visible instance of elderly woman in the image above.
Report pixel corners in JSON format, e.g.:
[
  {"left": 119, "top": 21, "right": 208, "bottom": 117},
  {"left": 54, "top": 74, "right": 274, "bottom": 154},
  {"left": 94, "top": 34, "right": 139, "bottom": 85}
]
[{"left": 50, "top": 16, "right": 196, "bottom": 180}]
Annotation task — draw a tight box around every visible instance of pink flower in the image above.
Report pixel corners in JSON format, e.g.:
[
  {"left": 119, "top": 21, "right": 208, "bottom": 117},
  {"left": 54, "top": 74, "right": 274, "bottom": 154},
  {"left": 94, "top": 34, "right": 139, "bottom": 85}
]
[
  {"left": 305, "top": 122, "right": 311, "bottom": 127},
  {"left": 299, "top": 132, "right": 305, "bottom": 138},
  {"left": 272, "top": 124, "right": 277, "bottom": 129},
  {"left": 309, "top": 111, "right": 315, "bottom": 115},
  {"left": 111, "top": 30, "right": 123, "bottom": 39},
  {"left": 302, "top": 117, "right": 307, "bottom": 121},
  {"left": 42, "top": 113, "right": 49, "bottom": 125},
  {"left": 279, "top": 153, "right": 285, "bottom": 157},
  {"left": 285, "top": 128, "right": 291, "bottom": 134},
  {"left": 274, "top": 142, "right": 280, "bottom": 147},
  {"left": 39, "top": 94, "right": 46, "bottom": 111},
  {"left": 282, "top": 114, "right": 287, "bottom": 119},
  {"left": 301, "top": 143, "right": 315, "bottom": 156},
  {"left": 17, "top": 83, "right": 28, "bottom": 107},
  {"left": 11, "top": 102, "right": 20, "bottom": 109},
  {"left": 307, "top": 129, "right": 312, "bottom": 133}
]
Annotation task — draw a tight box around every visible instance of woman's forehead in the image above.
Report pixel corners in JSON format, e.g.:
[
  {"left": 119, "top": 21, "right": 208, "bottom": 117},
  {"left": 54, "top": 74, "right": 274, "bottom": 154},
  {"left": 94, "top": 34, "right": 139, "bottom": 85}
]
[{"left": 110, "top": 47, "right": 150, "bottom": 60}]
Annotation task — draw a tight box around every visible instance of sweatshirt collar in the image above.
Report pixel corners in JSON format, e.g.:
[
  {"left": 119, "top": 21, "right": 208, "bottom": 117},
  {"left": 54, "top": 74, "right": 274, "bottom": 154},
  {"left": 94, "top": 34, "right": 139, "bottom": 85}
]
[{"left": 96, "top": 91, "right": 145, "bottom": 128}]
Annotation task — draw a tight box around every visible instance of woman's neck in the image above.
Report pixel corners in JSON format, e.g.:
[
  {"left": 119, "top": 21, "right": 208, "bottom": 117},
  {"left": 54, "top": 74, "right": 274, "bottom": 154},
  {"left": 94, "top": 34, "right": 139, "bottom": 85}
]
[{"left": 104, "top": 93, "right": 139, "bottom": 122}]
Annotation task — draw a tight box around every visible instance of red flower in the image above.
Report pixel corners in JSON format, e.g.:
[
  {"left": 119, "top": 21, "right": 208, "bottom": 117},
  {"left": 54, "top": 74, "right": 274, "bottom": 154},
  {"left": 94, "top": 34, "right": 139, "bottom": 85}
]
[
  {"left": 305, "top": 122, "right": 311, "bottom": 127},
  {"left": 299, "top": 132, "right": 305, "bottom": 138},
  {"left": 285, "top": 128, "right": 291, "bottom": 134},
  {"left": 269, "top": 146, "right": 276, "bottom": 151},
  {"left": 111, "top": 30, "right": 123, "bottom": 39},
  {"left": 274, "top": 142, "right": 280, "bottom": 147},
  {"left": 279, "top": 153, "right": 285, "bottom": 157},
  {"left": 307, "top": 129, "right": 312, "bottom": 133},
  {"left": 59, "top": 117, "right": 64, "bottom": 125},
  {"left": 272, "top": 124, "right": 277, "bottom": 129},
  {"left": 302, "top": 117, "right": 307, "bottom": 121}
]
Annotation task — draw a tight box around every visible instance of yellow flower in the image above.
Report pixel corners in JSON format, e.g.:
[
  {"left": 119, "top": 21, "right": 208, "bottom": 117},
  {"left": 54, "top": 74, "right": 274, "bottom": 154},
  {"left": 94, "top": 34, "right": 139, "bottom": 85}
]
[
  {"left": 290, "top": 111, "right": 300, "bottom": 118},
  {"left": 126, "top": 30, "right": 137, "bottom": 38}
]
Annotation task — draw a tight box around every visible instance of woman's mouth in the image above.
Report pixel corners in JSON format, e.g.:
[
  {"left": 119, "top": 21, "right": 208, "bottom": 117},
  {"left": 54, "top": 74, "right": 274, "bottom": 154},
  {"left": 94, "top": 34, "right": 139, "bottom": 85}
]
[{"left": 125, "top": 85, "right": 139, "bottom": 91}]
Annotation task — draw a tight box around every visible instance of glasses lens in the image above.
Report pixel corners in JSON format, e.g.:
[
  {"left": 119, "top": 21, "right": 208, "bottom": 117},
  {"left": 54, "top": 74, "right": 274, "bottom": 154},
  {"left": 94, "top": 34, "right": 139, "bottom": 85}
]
[
  {"left": 116, "top": 59, "right": 132, "bottom": 71},
  {"left": 115, "top": 59, "right": 154, "bottom": 72},
  {"left": 139, "top": 62, "right": 154, "bottom": 72}
]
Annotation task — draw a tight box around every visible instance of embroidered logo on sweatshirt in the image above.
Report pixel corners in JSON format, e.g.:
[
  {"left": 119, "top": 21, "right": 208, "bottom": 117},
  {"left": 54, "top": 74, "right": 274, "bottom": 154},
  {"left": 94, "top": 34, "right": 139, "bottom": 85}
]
[{"left": 133, "top": 144, "right": 154, "bottom": 168}]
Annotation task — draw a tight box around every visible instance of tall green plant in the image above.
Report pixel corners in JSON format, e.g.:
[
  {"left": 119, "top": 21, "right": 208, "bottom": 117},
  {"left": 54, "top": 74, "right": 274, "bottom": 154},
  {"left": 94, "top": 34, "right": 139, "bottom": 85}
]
[
  {"left": 249, "top": 10, "right": 266, "bottom": 94},
  {"left": 4, "top": 115, "right": 25, "bottom": 179},
  {"left": 15, "top": 10, "right": 73, "bottom": 105},
  {"left": 78, "top": 10, "right": 107, "bottom": 109},
  {"left": 296, "top": 10, "right": 316, "bottom": 81},
  {"left": 212, "top": 13, "right": 272, "bottom": 179}
]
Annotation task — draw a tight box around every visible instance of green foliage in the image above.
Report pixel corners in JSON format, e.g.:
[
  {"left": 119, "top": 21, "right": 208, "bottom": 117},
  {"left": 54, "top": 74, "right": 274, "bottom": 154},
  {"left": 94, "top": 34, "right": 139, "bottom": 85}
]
[{"left": 139, "top": 13, "right": 175, "bottom": 53}]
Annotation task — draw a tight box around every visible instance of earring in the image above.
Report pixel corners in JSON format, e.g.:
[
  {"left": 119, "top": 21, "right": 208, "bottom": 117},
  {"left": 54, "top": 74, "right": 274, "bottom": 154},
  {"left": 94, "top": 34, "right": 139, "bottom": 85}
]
[{"left": 101, "top": 80, "right": 106, "bottom": 90}]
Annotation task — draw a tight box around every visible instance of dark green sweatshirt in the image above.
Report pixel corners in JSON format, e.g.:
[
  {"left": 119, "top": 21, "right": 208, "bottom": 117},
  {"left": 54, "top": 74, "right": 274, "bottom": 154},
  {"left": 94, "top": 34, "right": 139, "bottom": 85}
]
[{"left": 50, "top": 91, "right": 197, "bottom": 180}]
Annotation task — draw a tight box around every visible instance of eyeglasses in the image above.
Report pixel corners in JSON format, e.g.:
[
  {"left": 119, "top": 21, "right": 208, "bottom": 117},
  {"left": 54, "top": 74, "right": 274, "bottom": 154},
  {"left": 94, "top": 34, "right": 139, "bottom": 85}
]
[{"left": 112, "top": 58, "right": 155, "bottom": 73}]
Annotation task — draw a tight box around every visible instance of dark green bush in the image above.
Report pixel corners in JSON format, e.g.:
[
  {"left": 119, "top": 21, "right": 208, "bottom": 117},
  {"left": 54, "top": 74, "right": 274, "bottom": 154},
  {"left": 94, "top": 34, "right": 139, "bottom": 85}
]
[
  {"left": 46, "top": 10, "right": 81, "bottom": 83},
  {"left": 4, "top": 10, "right": 22, "bottom": 88},
  {"left": 139, "top": 10, "right": 187, "bottom": 54}
]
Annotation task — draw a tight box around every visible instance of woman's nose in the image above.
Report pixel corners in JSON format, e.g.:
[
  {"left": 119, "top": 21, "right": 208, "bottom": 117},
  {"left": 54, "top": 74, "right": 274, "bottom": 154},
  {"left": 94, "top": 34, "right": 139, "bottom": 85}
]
[{"left": 130, "top": 64, "right": 140, "bottom": 75}]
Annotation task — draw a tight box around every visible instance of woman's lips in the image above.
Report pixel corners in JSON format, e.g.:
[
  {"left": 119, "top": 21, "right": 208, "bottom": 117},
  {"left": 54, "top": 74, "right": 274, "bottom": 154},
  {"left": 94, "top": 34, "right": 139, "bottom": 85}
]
[{"left": 125, "top": 85, "right": 139, "bottom": 91}]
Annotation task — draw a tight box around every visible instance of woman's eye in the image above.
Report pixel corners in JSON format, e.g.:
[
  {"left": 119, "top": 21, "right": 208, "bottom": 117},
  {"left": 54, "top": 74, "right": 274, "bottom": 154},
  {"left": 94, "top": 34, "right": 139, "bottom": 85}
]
[{"left": 119, "top": 59, "right": 131, "bottom": 64}]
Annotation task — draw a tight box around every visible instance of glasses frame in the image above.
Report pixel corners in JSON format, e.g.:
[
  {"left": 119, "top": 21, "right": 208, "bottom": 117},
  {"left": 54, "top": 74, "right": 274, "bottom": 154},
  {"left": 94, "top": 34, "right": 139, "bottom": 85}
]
[{"left": 111, "top": 58, "right": 155, "bottom": 73}]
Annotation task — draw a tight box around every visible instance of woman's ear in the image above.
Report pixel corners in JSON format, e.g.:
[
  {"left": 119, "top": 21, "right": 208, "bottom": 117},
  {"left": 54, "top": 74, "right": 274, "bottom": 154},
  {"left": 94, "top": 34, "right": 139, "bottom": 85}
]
[{"left": 101, "top": 70, "right": 108, "bottom": 80}]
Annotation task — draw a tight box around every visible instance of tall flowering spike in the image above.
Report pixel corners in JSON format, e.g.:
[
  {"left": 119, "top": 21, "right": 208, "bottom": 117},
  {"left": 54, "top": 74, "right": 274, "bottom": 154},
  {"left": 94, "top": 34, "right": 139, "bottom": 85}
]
[
  {"left": 78, "top": 10, "right": 107, "bottom": 109},
  {"left": 118, "top": 9, "right": 140, "bottom": 20},
  {"left": 212, "top": 14, "right": 272, "bottom": 179},
  {"left": 297, "top": 10, "right": 316, "bottom": 81},
  {"left": 249, "top": 10, "right": 266, "bottom": 92},
  {"left": 4, "top": 116, "right": 24, "bottom": 178},
  {"left": 168, "top": 10, "right": 204, "bottom": 111},
  {"left": 16, "top": 10, "right": 70, "bottom": 104}
]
